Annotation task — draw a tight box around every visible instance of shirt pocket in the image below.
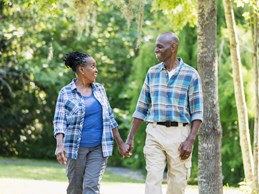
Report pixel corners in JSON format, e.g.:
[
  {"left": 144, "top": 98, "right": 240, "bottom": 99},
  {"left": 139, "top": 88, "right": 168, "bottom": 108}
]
[
  {"left": 65, "top": 100, "right": 82, "bottom": 126},
  {"left": 94, "top": 90, "right": 108, "bottom": 112}
]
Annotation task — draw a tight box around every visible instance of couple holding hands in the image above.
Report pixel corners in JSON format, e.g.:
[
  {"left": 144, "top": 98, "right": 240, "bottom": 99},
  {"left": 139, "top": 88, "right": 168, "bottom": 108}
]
[{"left": 54, "top": 32, "right": 203, "bottom": 194}]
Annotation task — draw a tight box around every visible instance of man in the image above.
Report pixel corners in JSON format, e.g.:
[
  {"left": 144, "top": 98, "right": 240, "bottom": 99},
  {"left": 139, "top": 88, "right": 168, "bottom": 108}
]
[{"left": 126, "top": 32, "right": 203, "bottom": 194}]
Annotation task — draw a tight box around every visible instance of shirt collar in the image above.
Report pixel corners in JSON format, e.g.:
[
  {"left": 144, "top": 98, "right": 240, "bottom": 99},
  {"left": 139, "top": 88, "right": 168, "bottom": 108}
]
[
  {"left": 70, "top": 78, "right": 77, "bottom": 91},
  {"left": 159, "top": 57, "right": 183, "bottom": 73},
  {"left": 70, "top": 78, "right": 96, "bottom": 91}
]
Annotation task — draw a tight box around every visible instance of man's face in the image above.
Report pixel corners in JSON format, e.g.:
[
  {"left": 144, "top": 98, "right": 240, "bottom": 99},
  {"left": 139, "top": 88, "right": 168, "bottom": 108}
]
[{"left": 154, "top": 35, "right": 173, "bottom": 62}]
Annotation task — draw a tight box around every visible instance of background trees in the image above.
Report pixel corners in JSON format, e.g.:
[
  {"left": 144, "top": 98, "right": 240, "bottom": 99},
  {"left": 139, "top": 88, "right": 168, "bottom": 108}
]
[{"left": 0, "top": 0, "right": 257, "bottom": 187}]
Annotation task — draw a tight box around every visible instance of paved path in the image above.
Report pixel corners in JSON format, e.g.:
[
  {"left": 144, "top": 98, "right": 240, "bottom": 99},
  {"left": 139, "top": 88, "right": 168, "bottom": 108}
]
[
  {"left": 0, "top": 178, "right": 245, "bottom": 194},
  {"left": 105, "top": 167, "right": 145, "bottom": 181}
]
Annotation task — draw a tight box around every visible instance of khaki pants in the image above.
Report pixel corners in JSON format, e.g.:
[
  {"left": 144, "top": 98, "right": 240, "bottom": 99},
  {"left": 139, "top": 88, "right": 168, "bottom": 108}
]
[{"left": 144, "top": 123, "right": 192, "bottom": 194}]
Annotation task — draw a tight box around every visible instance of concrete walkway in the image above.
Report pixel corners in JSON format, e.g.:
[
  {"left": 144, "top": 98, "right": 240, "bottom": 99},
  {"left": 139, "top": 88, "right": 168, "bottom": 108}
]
[
  {"left": 105, "top": 166, "right": 145, "bottom": 181},
  {"left": 0, "top": 178, "right": 245, "bottom": 194}
]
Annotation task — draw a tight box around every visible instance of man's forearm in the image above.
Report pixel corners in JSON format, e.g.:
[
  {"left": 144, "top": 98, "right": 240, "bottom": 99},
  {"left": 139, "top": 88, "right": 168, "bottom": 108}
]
[
  {"left": 188, "top": 120, "right": 202, "bottom": 143},
  {"left": 127, "top": 118, "right": 143, "bottom": 140}
]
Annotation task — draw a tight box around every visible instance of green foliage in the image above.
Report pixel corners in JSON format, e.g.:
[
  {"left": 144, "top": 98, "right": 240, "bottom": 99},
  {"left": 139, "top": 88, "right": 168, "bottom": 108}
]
[
  {"left": 0, "top": 0, "right": 137, "bottom": 163},
  {"left": 177, "top": 25, "right": 197, "bottom": 67},
  {"left": 152, "top": 0, "right": 197, "bottom": 31}
]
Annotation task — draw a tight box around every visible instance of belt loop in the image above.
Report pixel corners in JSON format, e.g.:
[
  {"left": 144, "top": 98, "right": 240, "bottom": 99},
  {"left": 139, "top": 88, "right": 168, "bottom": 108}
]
[
  {"left": 178, "top": 122, "right": 183, "bottom": 127},
  {"left": 166, "top": 121, "right": 171, "bottom": 127},
  {"left": 152, "top": 122, "right": 157, "bottom": 128}
]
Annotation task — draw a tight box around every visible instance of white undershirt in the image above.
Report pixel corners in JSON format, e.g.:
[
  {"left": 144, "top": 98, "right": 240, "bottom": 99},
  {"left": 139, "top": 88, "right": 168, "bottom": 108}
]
[{"left": 168, "top": 68, "right": 176, "bottom": 79}]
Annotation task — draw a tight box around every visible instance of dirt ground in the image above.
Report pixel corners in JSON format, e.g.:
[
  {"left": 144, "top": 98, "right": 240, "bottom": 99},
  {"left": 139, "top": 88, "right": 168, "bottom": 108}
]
[{"left": 0, "top": 178, "right": 245, "bottom": 194}]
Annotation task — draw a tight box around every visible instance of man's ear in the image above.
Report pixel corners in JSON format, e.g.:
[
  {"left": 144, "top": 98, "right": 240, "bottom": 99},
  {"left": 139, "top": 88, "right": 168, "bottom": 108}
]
[
  {"left": 172, "top": 43, "right": 178, "bottom": 52},
  {"left": 171, "top": 43, "right": 176, "bottom": 52}
]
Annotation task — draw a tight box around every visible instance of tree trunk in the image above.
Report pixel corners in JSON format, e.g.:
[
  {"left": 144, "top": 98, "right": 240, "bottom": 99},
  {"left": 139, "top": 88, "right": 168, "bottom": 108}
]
[
  {"left": 223, "top": 0, "right": 254, "bottom": 184},
  {"left": 253, "top": 12, "right": 259, "bottom": 193},
  {"left": 197, "top": 1, "right": 223, "bottom": 194}
]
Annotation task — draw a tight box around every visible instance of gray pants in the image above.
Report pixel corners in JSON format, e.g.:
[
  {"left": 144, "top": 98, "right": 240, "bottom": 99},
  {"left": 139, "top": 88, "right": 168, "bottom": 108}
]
[{"left": 66, "top": 146, "right": 108, "bottom": 194}]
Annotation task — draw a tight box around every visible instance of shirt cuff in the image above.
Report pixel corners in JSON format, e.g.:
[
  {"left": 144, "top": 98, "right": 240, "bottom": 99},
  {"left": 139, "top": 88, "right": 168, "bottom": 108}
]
[
  {"left": 110, "top": 120, "right": 118, "bottom": 129},
  {"left": 54, "top": 128, "right": 65, "bottom": 138},
  {"left": 191, "top": 112, "right": 203, "bottom": 122},
  {"left": 133, "top": 111, "right": 146, "bottom": 120}
]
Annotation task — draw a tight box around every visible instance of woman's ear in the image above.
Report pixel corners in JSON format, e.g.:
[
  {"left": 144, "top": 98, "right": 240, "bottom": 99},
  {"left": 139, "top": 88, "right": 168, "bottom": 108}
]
[{"left": 79, "top": 66, "right": 85, "bottom": 75}]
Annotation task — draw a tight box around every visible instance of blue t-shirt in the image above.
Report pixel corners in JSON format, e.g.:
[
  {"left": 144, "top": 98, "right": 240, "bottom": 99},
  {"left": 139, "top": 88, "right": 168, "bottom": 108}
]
[{"left": 80, "top": 92, "right": 103, "bottom": 147}]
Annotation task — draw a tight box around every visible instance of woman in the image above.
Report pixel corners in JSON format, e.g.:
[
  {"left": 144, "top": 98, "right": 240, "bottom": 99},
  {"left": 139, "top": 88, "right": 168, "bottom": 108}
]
[{"left": 53, "top": 51, "right": 129, "bottom": 194}]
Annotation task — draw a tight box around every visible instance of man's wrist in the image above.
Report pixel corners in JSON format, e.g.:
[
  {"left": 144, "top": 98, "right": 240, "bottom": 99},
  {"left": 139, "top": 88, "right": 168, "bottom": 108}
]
[
  {"left": 187, "top": 135, "right": 196, "bottom": 143},
  {"left": 127, "top": 132, "right": 135, "bottom": 140}
]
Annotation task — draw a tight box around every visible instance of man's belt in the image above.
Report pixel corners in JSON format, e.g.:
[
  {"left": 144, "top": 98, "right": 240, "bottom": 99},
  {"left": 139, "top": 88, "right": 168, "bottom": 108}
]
[{"left": 157, "top": 121, "right": 188, "bottom": 127}]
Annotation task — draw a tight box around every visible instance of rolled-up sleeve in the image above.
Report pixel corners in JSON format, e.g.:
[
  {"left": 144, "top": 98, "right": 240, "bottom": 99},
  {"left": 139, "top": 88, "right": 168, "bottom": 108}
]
[
  {"left": 133, "top": 73, "right": 151, "bottom": 120},
  {"left": 53, "top": 91, "right": 67, "bottom": 137},
  {"left": 108, "top": 103, "right": 118, "bottom": 129},
  {"left": 188, "top": 73, "right": 203, "bottom": 122}
]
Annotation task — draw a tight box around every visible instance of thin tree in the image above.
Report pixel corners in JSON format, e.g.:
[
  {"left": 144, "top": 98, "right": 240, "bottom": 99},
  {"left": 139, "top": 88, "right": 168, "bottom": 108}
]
[
  {"left": 223, "top": 0, "right": 254, "bottom": 185},
  {"left": 253, "top": 9, "right": 259, "bottom": 193},
  {"left": 197, "top": 0, "right": 223, "bottom": 193}
]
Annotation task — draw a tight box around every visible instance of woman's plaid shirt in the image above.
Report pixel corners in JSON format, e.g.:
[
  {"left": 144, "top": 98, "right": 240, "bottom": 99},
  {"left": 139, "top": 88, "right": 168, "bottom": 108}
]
[
  {"left": 133, "top": 58, "right": 203, "bottom": 123},
  {"left": 53, "top": 79, "right": 118, "bottom": 159}
]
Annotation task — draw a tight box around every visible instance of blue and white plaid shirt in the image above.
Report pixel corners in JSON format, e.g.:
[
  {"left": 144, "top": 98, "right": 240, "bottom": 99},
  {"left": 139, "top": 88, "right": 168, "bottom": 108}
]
[
  {"left": 53, "top": 79, "right": 118, "bottom": 159},
  {"left": 133, "top": 58, "right": 203, "bottom": 123}
]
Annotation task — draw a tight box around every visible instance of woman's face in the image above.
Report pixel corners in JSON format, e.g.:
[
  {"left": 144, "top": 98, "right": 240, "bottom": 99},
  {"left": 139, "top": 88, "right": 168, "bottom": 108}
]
[{"left": 80, "top": 57, "right": 98, "bottom": 83}]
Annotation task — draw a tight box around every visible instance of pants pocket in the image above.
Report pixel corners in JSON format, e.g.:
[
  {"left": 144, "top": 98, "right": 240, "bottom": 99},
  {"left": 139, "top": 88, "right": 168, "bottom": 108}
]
[{"left": 185, "top": 160, "right": 192, "bottom": 180}]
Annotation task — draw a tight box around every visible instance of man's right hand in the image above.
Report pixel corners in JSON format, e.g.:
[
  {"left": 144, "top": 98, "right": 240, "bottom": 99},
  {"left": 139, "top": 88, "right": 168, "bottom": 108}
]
[
  {"left": 125, "top": 118, "right": 143, "bottom": 158},
  {"left": 125, "top": 137, "right": 134, "bottom": 157}
]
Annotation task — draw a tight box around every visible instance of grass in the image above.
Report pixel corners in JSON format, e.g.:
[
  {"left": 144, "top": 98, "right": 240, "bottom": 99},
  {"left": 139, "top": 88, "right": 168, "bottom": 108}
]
[
  {"left": 0, "top": 157, "right": 244, "bottom": 194},
  {"left": 0, "top": 157, "right": 142, "bottom": 183}
]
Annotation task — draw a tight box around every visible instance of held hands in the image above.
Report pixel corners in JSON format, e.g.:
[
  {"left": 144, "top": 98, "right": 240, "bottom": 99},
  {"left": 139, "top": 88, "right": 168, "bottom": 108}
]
[
  {"left": 55, "top": 144, "right": 67, "bottom": 165},
  {"left": 124, "top": 137, "right": 134, "bottom": 158},
  {"left": 117, "top": 137, "right": 134, "bottom": 158},
  {"left": 118, "top": 142, "right": 130, "bottom": 156}
]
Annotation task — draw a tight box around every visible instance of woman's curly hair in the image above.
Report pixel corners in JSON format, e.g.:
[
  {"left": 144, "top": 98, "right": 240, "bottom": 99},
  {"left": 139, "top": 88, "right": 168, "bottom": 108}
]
[{"left": 64, "top": 51, "right": 91, "bottom": 72}]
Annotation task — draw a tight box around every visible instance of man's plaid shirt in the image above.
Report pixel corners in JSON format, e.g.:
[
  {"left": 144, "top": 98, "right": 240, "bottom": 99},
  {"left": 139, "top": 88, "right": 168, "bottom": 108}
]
[
  {"left": 133, "top": 58, "right": 203, "bottom": 123},
  {"left": 53, "top": 79, "right": 118, "bottom": 159}
]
